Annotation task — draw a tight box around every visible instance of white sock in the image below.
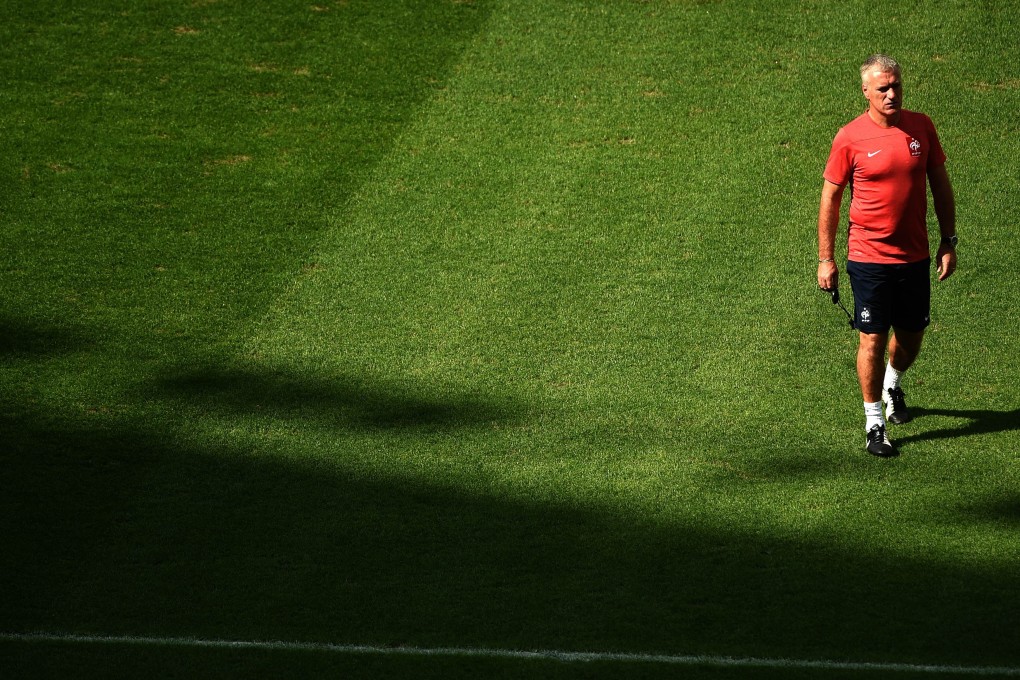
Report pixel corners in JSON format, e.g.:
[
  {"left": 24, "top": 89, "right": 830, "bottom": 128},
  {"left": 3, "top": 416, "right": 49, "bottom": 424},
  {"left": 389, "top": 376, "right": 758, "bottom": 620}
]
[
  {"left": 864, "top": 401, "right": 884, "bottom": 431},
  {"left": 883, "top": 361, "right": 903, "bottom": 394}
]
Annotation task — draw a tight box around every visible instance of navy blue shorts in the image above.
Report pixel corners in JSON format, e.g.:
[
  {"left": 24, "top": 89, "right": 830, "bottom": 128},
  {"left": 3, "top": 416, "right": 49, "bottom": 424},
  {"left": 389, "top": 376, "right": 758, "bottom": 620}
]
[{"left": 846, "top": 259, "right": 931, "bottom": 334}]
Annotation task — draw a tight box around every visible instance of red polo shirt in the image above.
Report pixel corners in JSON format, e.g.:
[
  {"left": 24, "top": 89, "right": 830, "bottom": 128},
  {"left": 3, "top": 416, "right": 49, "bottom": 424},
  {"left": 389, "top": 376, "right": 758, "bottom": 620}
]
[{"left": 823, "top": 110, "right": 947, "bottom": 264}]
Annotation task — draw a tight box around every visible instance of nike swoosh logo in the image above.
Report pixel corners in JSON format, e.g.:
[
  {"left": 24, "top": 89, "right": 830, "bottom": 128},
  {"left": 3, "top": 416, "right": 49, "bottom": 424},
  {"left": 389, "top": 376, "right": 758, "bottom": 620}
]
[{"left": 868, "top": 150, "right": 882, "bottom": 157}]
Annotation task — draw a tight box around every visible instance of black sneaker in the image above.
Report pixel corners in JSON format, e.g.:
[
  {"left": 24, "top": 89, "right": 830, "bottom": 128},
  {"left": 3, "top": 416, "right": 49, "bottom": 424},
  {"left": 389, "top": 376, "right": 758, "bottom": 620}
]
[
  {"left": 866, "top": 424, "right": 898, "bottom": 457},
  {"left": 885, "top": 386, "right": 912, "bottom": 424}
]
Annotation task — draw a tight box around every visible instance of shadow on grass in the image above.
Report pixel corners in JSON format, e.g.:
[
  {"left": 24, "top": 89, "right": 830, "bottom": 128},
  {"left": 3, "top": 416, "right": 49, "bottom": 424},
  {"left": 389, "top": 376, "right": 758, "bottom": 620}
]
[
  {"left": 896, "top": 406, "right": 1020, "bottom": 446},
  {"left": 2, "top": 366, "right": 1018, "bottom": 673},
  {"left": 154, "top": 367, "right": 513, "bottom": 432},
  {"left": 0, "top": 316, "right": 90, "bottom": 358}
]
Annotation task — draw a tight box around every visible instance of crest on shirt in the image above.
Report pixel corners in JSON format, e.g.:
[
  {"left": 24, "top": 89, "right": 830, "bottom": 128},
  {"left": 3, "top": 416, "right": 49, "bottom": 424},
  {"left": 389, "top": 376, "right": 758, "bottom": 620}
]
[{"left": 908, "top": 137, "right": 922, "bottom": 157}]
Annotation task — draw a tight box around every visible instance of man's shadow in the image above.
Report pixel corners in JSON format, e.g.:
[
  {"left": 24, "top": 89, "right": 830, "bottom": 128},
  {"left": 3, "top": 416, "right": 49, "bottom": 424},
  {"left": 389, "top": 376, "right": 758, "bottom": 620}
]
[{"left": 897, "top": 406, "right": 1020, "bottom": 446}]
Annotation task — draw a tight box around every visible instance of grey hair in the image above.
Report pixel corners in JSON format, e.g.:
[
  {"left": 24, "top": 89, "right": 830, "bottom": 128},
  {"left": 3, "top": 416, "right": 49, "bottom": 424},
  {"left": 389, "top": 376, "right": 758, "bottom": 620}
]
[{"left": 860, "top": 54, "right": 900, "bottom": 84}]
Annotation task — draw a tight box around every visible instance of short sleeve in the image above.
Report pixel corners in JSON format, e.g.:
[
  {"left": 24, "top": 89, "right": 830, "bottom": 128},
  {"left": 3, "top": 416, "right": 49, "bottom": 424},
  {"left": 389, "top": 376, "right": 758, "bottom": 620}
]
[
  {"left": 823, "top": 128, "right": 853, "bottom": 186},
  {"left": 926, "top": 115, "right": 947, "bottom": 167}
]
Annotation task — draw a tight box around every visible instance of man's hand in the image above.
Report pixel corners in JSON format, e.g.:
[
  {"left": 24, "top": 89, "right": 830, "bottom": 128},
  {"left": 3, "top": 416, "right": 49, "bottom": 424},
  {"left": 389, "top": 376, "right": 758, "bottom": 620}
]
[
  {"left": 818, "top": 260, "right": 839, "bottom": 291},
  {"left": 936, "top": 244, "right": 957, "bottom": 281}
]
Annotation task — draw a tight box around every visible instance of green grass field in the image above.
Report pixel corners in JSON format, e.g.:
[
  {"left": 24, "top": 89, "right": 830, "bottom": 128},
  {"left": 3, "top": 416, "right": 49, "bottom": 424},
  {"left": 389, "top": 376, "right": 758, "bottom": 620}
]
[{"left": 2, "top": 0, "right": 1019, "bottom": 677}]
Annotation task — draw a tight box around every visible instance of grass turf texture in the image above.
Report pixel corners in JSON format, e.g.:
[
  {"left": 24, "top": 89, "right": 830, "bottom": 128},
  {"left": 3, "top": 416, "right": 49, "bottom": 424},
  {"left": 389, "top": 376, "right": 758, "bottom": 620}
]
[{"left": 2, "top": 0, "right": 1019, "bottom": 677}]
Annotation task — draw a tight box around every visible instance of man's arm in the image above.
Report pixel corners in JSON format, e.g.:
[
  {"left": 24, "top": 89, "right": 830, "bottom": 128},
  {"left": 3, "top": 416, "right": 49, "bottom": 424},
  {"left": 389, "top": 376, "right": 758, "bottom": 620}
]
[
  {"left": 817, "top": 179, "right": 845, "bottom": 290},
  {"left": 928, "top": 163, "right": 957, "bottom": 281}
]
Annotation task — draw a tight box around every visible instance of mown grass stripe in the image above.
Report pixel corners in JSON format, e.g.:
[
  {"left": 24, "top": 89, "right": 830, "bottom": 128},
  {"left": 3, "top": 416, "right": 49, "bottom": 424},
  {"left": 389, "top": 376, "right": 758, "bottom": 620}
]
[{"left": 3, "top": 632, "right": 1019, "bottom": 676}]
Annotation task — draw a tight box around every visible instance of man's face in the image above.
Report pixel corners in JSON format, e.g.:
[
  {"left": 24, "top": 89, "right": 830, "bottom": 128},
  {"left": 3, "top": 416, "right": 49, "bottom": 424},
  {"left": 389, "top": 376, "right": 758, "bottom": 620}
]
[{"left": 863, "top": 69, "right": 902, "bottom": 119}]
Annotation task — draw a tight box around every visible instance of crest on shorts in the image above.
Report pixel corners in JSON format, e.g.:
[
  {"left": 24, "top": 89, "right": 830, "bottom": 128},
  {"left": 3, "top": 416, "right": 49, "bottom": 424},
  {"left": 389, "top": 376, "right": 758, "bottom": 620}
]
[
  {"left": 908, "top": 137, "right": 922, "bottom": 157},
  {"left": 860, "top": 307, "right": 872, "bottom": 323}
]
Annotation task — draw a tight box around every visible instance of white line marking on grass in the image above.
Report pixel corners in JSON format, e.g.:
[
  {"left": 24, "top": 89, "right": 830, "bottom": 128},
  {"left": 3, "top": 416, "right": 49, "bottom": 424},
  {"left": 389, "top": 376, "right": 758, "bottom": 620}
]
[{"left": 3, "top": 632, "right": 1020, "bottom": 676}]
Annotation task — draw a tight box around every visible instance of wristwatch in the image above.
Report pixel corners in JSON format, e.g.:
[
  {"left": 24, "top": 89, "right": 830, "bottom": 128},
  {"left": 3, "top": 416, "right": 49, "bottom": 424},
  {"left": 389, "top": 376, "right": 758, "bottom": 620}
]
[{"left": 941, "top": 234, "right": 959, "bottom": 248}]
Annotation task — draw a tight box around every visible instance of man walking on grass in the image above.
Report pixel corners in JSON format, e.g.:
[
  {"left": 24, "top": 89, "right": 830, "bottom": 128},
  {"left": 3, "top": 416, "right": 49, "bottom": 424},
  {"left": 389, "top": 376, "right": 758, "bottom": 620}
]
[{"left": 817, "top": 53, "right": 958, "bottom": 457}]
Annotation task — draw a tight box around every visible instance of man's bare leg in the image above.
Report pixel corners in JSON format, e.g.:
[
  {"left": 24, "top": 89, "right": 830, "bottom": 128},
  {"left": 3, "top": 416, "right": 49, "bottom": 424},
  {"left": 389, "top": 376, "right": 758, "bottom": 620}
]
[
  {"left": 858, "top": 331, "right": 897, "bottom": 456},
  {"left": 883, "top": 328, "right": 924, "bottom": 424},
  {"left": 888, "top": 328, "right": 924, "bottom": 373},
  {"left": 858, "top": 331, "right": 888, "bottom": 404}
]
